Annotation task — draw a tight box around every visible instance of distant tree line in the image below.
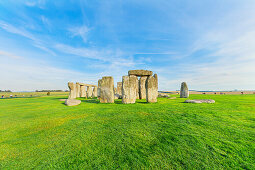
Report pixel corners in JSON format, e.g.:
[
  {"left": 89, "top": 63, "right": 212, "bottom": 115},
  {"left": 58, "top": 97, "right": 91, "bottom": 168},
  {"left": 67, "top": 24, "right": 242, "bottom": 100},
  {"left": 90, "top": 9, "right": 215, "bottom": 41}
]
[
  {"left": 0, "top": 90, "right": 12, "bottom": 92},
  {"left": 35, "top": 90, "right": 69, "bottom": 92}
]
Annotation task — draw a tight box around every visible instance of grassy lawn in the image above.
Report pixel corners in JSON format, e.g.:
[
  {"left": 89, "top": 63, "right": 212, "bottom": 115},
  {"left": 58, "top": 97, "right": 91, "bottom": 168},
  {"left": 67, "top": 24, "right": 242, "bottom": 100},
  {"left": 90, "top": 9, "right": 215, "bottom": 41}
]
[{"left": 0, "top": 94, "right": 254, "bottom": 169}]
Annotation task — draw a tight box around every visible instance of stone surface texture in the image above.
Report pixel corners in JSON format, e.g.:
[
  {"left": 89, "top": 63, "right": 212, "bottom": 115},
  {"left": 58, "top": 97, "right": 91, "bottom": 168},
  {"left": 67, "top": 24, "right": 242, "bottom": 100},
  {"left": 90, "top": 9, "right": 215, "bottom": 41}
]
[
  {"left": 65, "top": 99, "right": 81, "bottom": 106},
  {"left": 97, "top": 79, "right": 102, "bottom": 97},
  {"left": 87, "top": 86, "right": 93, "bottom": 98},
  {"left": 139, "top": 76, "right": 147, "bottom": 99},
  {"left": 116, "top": 82, "right": 122, "bottom": 95},
  {"left": 122, "top": 75, "right": 137, "bottom": 104},
  {"left": 180, "top": 82, "right": 189, "bottom": 98},
  {"left": 92, "top": 87, "right": 98, "bottom": 98},
  {"left": 80, "top": 86, "right": 87, "bottom": 98},
  {"left": 184, "top": 99, "right": 215, "bottom": 103},
  {"left": 146, "top": 74, "right": 158, "bottom": 103},
  {"left": 128, "top": 70, "right": 153, "bottom": 76},
  {"left": 76, "top": 83, "right": 81, "bottom": 98},
  {"left": 100, "top": 76, "right": 114, "bottom": 103},
  {"left": 68, "top": 82, "right": 76, "bottom": 99},
  {"left": 158, "top": 93, "right": 169, "bottom": 98}
]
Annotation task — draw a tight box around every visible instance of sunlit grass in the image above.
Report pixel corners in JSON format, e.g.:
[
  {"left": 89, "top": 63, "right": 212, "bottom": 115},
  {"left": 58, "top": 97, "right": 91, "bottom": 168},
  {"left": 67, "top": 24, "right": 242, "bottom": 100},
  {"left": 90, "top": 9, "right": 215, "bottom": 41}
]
[{"left": 0, "top": 94, "right": 254, "bottom": 169}]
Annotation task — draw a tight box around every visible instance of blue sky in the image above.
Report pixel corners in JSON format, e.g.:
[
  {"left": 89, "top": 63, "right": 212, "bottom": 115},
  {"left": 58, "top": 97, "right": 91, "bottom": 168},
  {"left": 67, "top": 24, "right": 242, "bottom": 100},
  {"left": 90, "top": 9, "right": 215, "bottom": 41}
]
[{"left": 1, "top": 0, "right": 255, "bottom": 91}]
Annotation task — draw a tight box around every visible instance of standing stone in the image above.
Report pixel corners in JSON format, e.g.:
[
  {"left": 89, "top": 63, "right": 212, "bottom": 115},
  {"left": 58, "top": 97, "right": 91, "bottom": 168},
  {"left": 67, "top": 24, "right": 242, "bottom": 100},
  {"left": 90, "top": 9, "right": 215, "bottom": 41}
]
[
  {"left": 80, "top": 85, "right": 87, "bottom": 98},
  {"left": 146, "top": 74, "right": 158, "bottom": 103},
  {"left": 116, "top": 82, "right": 122, "bottom": 95},
  {"left": 122, "top": 75, "right": 137, "bottom": 104},
  {"left": 76, "top": 83, "right": 81, "bottom": 98},
  {"left": 139, "top": 76, "right": 147, "bottom": 99},
  {"left": 180, "top": 82, "right": 189, "bottom": 98},
  {"left": 136, "top": 76, "right": 139, "bottom": 99},
  {"left": 68, "top": 82, "right": 76, "bottom": 99},
  {"left": 100, "top": 76, "right": 114, "bottom": 103},
  {"left": 87, "top": 86, "right": 93, "bottom": 98},
  {"left": 114, "top": 87, "right": 117, "bottom": 94},
  {"left": 92, "top": 87, "right": 98, "bottom": 98},
  {"left": 98, "top": 79, "right": 102, "bottom": 97}
]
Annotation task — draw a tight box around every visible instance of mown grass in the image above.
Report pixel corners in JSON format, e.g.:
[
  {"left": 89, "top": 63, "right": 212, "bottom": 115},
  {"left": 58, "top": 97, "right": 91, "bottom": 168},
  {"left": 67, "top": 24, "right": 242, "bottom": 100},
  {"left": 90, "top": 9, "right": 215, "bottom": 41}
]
[{"left": 0, "top": 94, "right": 254, "bottom": 169}]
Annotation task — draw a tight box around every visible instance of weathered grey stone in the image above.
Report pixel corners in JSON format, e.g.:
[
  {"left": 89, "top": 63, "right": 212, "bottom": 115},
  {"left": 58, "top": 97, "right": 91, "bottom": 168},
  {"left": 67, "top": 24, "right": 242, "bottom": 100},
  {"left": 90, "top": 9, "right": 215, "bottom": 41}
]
[
  {"left": 116, "top": 82, "right": 122, "bottom": 95},
  {"left": 139, "top": 76, "right": 147, "bottom": 99},
  {"left": 122, "top": 75, "right": 137, "bottom": 104},
  {"left": 100, "top": 76, "right": 114, "bottom": 103},
  {"left": 68, "top": 82, "right": 76, "bottom": 99},
  {"left": 87, "top": 86, "right": 93, "bottom": 98},
  {"left": 128, "top": 70, "right": 153, "bottom": 76},
  {"left": 180, "top": 82, "right": 189, "bottom": 98},
  {"left": 184, "top": 99, "right": 215, "bottom": 103},
  {"left": 76, "top": 83, "right": 81, "bottom": 98},
  {"left": 158, "top": 93, "right": 169, "bottom": 98},
  {"left": 80, "top": 85, "right": 87, "bottom": 98},
  {"left": 92, "top": 87, "right": 98, "bottom": 98},
  {"left": 136, "top": 77, "right": 139, "bottom": 99},
  {"left": 97, "top": 79, "right": 102, "bottom": 97},
  {"left": 146, "top": 74, "right": 158, "bottom": 103},
  {"left": 65, "top": 99, "right": 81, "bottom": 106},
  {"left": 114, "top": 94, "right": 121, "bottom": 99}
]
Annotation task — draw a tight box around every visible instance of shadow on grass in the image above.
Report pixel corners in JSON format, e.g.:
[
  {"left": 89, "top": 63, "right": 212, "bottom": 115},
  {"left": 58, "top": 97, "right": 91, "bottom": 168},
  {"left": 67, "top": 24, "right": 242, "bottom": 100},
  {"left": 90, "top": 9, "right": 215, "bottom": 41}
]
[{"left": 82, "top": 99, "right": 100, "bottom": 104}]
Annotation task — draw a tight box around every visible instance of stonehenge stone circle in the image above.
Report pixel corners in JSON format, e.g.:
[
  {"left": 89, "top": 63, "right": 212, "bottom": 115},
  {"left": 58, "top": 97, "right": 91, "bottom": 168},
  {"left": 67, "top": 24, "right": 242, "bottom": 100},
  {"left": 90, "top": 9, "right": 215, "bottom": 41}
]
[
  {"left": 80, "top": 85, "right": 87, "bottom": 98},
  {"left": 122, "top": 75, "right": 137, "bottom": 104},
  {"left": 128, "top": 70, "right": 153, "bottom": 76},
  {"left": 92, "top": 87, "right": 98, "bottom": 98},
  {"left": 68, "top": 82, "right": 76, "bottom": 99},
  {"left": 87, "top": 86, "right": 93, "bottom": 98},
  {"left": 139, "top": 76, "right": 147, "bottom": 99},
  {"left": 76, "top": 83, "right": 81, "bottom": 98},
  {"left": 146, "top": 74, "right": 158, "bottom": 103},
  {"left": 180, "top": 82, "right": 189, "bottom": 98},
  {"left": 100, "top": 76, "right": 114, "bottom": 103}
]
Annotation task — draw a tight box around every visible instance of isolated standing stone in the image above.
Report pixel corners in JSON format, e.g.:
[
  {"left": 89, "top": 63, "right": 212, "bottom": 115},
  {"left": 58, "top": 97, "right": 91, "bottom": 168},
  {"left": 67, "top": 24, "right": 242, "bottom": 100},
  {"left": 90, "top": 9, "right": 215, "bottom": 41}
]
[
  {"left": 98, "top": 79, "right": 102, "bottom": 97},
  {"left": 92, "top": 87, "right": 98, "bottom": 98},
  {"left": 139, "top": 76, "right": 147, "bottom": 99},
  {"left": 146, "top": 74, "right": 158, "bottom": 103},
  {"left": 65, "top": 99, "right": 81, "bottom": 106},
  {"left": 122, "top": 75, "right": 137, "bottom": 104},
  {"left": 116, "top": 82, "right": 122, "bottom": 95},
  {"left": 180, "top": 82, "right": 189, "bottom": 98},
  {"left": 100, "top": 76, "right": 114, "bottom": 103},
  {"left": 87, "top": 86, "right": 93, "bottom": 98},
  {"left": 76, "top": 83, "right": 81, "bottom": 98},
  {"left": 68, "top": 82, "right": 76, "bottom": 99},
  {"left": 80, "top": 85, "right": 87, "bottom": 98}
]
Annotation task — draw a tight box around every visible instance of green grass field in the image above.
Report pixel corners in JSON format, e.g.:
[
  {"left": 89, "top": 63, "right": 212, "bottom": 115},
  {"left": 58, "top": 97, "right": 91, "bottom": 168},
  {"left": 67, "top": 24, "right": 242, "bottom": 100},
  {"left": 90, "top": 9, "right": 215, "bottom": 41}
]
[{"left": 0, "top": 94, "right": 254, "bottom": 169}]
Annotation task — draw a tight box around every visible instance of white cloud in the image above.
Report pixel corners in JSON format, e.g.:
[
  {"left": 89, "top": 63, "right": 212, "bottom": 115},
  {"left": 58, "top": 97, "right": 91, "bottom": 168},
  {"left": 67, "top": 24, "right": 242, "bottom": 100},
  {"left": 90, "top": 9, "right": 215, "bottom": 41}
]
[{"left": 68, "top": 25, "right": 90, "bottom": 43}]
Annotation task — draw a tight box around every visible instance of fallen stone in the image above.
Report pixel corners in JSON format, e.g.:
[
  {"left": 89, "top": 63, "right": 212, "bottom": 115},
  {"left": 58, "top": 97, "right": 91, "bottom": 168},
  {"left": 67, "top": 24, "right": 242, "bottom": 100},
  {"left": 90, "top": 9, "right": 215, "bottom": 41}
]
[
  {"left": 100, "top": 76, "right": 114, "bottom": 103},
  {"left": 128, "top": 70, "right": 153, "bottom": 76},
  {"left": 184, "top": 99, "right": 215, "bottom": 103},
  {"left": 168, "top": 97, "right": 176, "bottom": 99},
  {"left": 180, "top": 82, "right": 189, "bottom": 98},
  {"left": 59, "top": 99, "right": 66, "bottom": 101},
  {"left": 65, "top": 99, "right": 81, "bottom": 106},
  {"left": 146, "top": 74, "right": 158, "bottom": 103},
  {"left": 158, "top": 93, "right": 169, "bottom": 98},
  {"left": 122, "top": 75, "right": 137, "bottom": 104}
]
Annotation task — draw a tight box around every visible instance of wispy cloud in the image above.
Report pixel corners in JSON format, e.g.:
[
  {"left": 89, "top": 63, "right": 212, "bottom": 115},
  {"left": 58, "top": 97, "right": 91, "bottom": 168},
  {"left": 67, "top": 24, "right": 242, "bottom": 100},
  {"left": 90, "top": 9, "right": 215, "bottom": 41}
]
[{"left": 68, "top": 25, "right": 90, "bottom": 43}]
